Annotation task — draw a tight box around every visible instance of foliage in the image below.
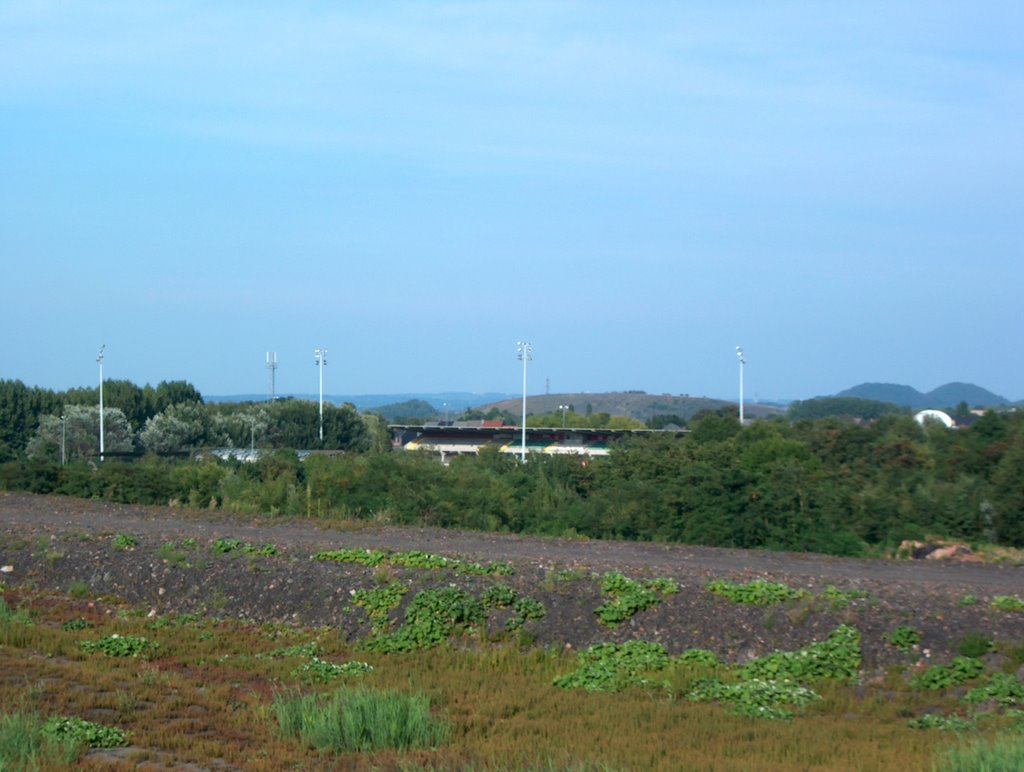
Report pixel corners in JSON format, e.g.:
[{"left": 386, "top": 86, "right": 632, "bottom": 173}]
[
  {"left": 962, "top": 672, "right": 1024, "bottom": 708},
  {"left": 739, "top": 625, "right": 862, "bottom": 683},
  {"left": 294, "top": 657, "right": 374, "bottom": 683},
  {"left": 687, "top": 678, "right": 821, "bottom": 720},
  {"left": 819, "top": 584, "right": 867, "bottom": 609},
  {"left": 907, "top": 713, "right": 974, "bottom": 731},
  {"left": 79, "top": 633, "right": 157, "bottom": 658},
  {"left": 786, "top": 397, "right": 905, "bottom": 422},
  {"left": 351, "top": 582, "right": 408, "bottom": 634},
  {"left": 211, "top": 538, "right": 243, "bottom": 554},
  {"left": 365, "top": 587, "right": 485, "bottom": 653},
  {"left": 706, "top": 578, "right": 809, "bottom": 606},
  {"left": 314, "top": 548, "right": 387, "bottom": 567},
  {"left": 886, "top": 626, "right": 921, "bottom": 652},
  {"left": 273, "top": 686, "right": 450, "bottom": 752},
  {"left": 4, "top": 393, "right": 1024, "bottom": 558},
  {"left": 913, "top": 657, "right": 985, "bottom": 690},
  {"left": 553, "top": 641, "right": 672, "bottom": 692},
  {"left": 594, "top": 572, "right": 677, "bottom": 626},
  {"left": 42, "top": 715, "right": 129, "bottom": 748},
  {"left": 111, "top": 533, "right": 138, "bottom": 550},
  {"left": 992, "top": 595, "right": 1024, "bottom": 612},
  {"left": 676, "top": 648, "right": 723, "bottom": 667}
]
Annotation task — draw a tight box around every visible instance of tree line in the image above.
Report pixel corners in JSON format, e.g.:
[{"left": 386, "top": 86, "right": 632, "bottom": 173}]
[{"left": 1, "top": 375, "right": 1022, "bottom": 555}]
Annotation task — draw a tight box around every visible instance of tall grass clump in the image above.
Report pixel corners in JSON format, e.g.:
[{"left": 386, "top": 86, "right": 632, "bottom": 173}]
[
  {"left": 273, "top": 686, "right": 450, "bottom": 752},
  {"left": 934, "top": 734, "right": 1024, "bottom": 771},
  {"left": 0, "top": 711, "right": 81, "bottom": 768}
]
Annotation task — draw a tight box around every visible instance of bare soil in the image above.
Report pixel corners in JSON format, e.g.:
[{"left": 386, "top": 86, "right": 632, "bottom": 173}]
[{"left": 3, "top": 491, "right": 1024, "bottom": 671}]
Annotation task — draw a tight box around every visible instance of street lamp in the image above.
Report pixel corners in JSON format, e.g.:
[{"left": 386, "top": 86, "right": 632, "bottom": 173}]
[
  {"left": 558, "top": 404, "right": 569, "bottom": 428},
  {"left": 736, "top": 346, "right": 746, "bottom": 425},
  {"left": 314, "top": 348, "right": 327, "bottom": 442},
  {"left": 60, "top": 414, "right": 66, "bottom": 466},
  {"left": 97, "top": 345, "right": 105, "bottom": 461},
  {"left": 516, "top": 341, "right": 532, "bottom": 462}
]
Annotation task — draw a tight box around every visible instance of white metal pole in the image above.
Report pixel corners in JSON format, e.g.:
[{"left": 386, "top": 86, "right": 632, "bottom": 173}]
[
  {"left": 736, "top": 346, "right": 745, "bottom": 425},
  {"left": 315, "top": 348, "right": 326, "bottom": 442},
  {"left": 97, "top": 345, "right": 105, "bottom": 461},
  {"left": 517, "top": 341, "right": 532, "bottom": 462},
  {"left": 61, "top": 414, "right": 66, "bottom": 466}
]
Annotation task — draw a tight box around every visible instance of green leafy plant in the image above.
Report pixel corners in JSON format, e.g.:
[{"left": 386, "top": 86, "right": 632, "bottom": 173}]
[
  {"left": 914, "top": 656, "right": 985, "bottom": 690},
  {"left": 352, "top": 582, "right": 408, "bottom": 634},
  {"left": 886, "top": 626, "right": 921, "bottom": 653},
  {"left": 294, "top": 657, "right": 374, "bottom": 683},
  {"left": 60, "top": 618, "right": 91, "bottom": 631},
  {"left": 313, "top": 548, "right": 387, "bottom": 567},
  {"left": 482, "top": 584, "right": 517, "bottom": 609},
  {"left": 595, "top": 571, "right": 678, "bottom": 626},
  {"left": 0, "top": 711, "right": 81, "bottom": 768},
  {"left": 243, "top": 542, "right": 278, "bottom": 557},
  {"left": 706, "top": 578, "right": 810, "bottom": 606},
  {"left": 553, "top": 640, "right": 672, "bottom": 692},
  {"left": 688, "top": 677, "right": 821, "bottom": 720},
  {"left": 506, "top": 596, "right": 546, "bottom": 631},
  {"left": 820, "top": 585, "right": 866, "bottom": 610},
  {"left": 676, "top": 649, "right": 723, "bottom": 668},
  {"left": 907, "top": 713, "right": 973, "bottom": 731},
  {"left": 991, "top": 596, "right": 1024, "bottom": 612},
  {"left": 739, "top": 625, "right": 862, "bottom": 684},
  {"left": 42, "top": 716, "right": 129, "bottom": 748},
  {"left": 264, "top": 640, "right": 321, "bottom": 658},
  {"left": 79, "top": 633, "right": 157, "bottom": 658},
  {"left": 366, "top": 587, "right": 485, "bottom": 653},
  {"left": 211, "top": 537, "right": 243, "bottom": 554},
  {"left": 111, "top": 533, "right": 137, "bottom": 550},
  {"left": 962, "top": 672, "right": 1024, "bottom": 708}
]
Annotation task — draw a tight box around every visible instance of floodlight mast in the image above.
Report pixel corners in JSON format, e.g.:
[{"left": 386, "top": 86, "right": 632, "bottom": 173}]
[
  {"left": 736, "top": 346, "right": 746, "bottom": 425},
  {"left": 559, "top": 404, "right": 569, "bottom": 428},
  {"left": 266, "top": 352, "right": 278, "bottom": 402},
  {"left": 516, "top": 341, "right": 532, "bottom": 462},
  {"left": 97, "top": 345, "right": 105, "bottom": 462},
  {"left": 314, "top": 348, "right": 327, "bottom": 442}
]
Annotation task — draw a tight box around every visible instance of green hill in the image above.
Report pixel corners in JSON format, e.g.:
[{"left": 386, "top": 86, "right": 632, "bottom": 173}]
[
  {"left": 837, "top": 382, "right": 1007, "bottom": 409},
  {"left": 476, "top": 392, "right": 781, "bottom": 423}
]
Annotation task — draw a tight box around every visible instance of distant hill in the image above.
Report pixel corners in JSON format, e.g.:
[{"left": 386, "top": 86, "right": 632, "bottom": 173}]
[
  {"left": 836, "top": 382, "right": 1008, "bottom": 409},
  {"left": 206, "top": 392, "right": 513, "bottom": 411},
  {"left": 477, "top": 392, "right": 782, "bottom": 423},
  {"left": 368, "top": 399, "right": 439, "bottom": 422}
]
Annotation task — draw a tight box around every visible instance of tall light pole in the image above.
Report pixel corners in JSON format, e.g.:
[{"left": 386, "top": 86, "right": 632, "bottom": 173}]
[
  {"left": 516, "top": 341, "right": 532, "bottom": 462},
  {"left": 314, "top": 348, "right": 327, "bottom": 442},
  {"left": 266, "top": 352, "right": 278, "bottom": 402},
  {"left": 97, "top": 345, "right": 105, "bottom": 461},
  {"left": 558, "top": 404, "right": 569, "bottom": 428},
  {"left": 736, "top": 346, "right": 746, "bottom": 425},
  {"left": 60, "top": 414, "right": 66, "bottom": 466}
]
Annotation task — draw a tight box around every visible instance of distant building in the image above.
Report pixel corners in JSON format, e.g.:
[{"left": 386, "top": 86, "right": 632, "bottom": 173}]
[{"left": 390, "top": 424, "right": 686, "bottom": 463}]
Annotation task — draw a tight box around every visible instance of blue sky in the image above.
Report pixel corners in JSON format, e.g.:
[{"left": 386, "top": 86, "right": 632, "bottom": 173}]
[{"left": 2, "top": 2, "right": 1021, "bottom": 402}]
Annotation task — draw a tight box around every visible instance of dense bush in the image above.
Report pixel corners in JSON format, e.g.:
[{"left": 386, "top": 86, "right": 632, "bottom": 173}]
[{"left": 2, "top": 408, "right": 1023, "bottom": 556}]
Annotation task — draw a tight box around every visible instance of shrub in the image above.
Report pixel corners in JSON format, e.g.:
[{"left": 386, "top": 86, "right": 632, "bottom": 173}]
[
  {"left": 553, "top": 640, "right": 672, "bottom": 692},
  {"left": 79, "top": 634, "right": 156, "bottom": 658},
  {"left": 273, "top": 687, "right": 449, "bottom": 752},
  {"left": 42, "top": 716, "right": 129, "bottom": 748},
  {"left": 886, "top": 626, "right": 921, "bottom": 652}
]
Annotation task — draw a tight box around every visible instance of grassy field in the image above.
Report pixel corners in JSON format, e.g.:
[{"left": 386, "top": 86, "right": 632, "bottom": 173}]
[{"left": 2, "top": 589, "right": 1023, "bottom": 770}]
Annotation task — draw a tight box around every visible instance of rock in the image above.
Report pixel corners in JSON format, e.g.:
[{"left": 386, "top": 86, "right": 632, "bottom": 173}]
[
  {"left": 0, "top": 565, "right": 12, "bottom": 573},
  {"left": 925, "top": 544, "right": 973, "bottom": 561}
]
